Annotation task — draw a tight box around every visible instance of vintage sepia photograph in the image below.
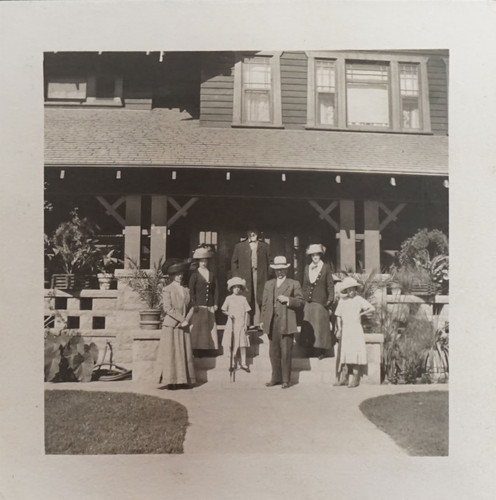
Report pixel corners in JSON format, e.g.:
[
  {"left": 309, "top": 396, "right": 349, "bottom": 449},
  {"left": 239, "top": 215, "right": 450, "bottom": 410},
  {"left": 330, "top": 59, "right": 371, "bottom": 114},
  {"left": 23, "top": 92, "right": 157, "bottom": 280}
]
[
  {"left": 3, "top": 1, "right": 496, "bottom": 498},
  {"left": 43, "top": 49, "right": 449, "bottom": 456}
]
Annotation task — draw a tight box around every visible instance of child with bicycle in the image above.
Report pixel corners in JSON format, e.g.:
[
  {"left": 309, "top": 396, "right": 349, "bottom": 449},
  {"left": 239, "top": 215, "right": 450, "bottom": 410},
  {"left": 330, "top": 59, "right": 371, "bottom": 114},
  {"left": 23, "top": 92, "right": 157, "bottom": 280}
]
[{"left": 221, "top": 277, "right": 251, "bottom": 372}]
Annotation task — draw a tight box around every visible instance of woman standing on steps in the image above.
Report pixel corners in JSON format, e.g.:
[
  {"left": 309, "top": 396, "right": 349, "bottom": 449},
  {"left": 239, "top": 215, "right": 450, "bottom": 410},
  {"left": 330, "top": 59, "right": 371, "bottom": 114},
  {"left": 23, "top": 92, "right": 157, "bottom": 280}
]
[
  {"left": 188, "top": 245, "right": 219, "bottom": 352},
  {"left": 300, "top": 243, "right": 335, "bottom": 359},
  {"left": 156, "top": 259, "right": 196, "bottom": 388}
]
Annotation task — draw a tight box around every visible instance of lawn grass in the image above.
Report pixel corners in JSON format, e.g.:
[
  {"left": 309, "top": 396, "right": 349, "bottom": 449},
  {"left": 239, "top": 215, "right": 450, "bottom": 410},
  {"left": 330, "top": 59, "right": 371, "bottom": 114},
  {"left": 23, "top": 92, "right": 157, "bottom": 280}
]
[
  {"left": 45, "top": 390, "right": 189, "bottom": 454},
  {"left": 359, "top": 391, "right": 448, "bottom": 456}
]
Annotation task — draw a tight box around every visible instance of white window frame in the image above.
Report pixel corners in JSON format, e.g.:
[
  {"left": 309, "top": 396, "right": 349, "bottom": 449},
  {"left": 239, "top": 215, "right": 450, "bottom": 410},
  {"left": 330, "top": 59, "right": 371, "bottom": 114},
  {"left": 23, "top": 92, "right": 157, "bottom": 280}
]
[
  {"left": 232, "top": 51, "right": 282, "bottom": 128},
  {"left": 306, "top": 51, "right": 431, "bottom": 133}
]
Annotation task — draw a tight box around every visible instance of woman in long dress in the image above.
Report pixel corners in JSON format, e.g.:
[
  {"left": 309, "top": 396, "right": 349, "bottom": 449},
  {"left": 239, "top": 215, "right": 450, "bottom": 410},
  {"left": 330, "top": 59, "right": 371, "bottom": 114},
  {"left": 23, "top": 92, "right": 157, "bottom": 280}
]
[
  {"left": 156, "top": 260, "right": 196, "bottom": 388},
  {"left": 188, "top": 246, "right": 219, "bottom": 351},
  {"left": 300, "top": 243, "right": 335, "bottom": 359}
]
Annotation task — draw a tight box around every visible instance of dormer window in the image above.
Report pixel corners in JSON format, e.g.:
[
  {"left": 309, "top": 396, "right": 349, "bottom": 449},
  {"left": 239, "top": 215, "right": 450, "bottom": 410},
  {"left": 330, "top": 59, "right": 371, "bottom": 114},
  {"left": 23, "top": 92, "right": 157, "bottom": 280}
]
[
  {"left": 233, "top": 52, "right": 282, "bottom": 127},
  {"left": 45, "top": 74, "right": 123, "bottom": 107},
  {"left": 307, "top": 52, "right": 431, "bottom": 133}
]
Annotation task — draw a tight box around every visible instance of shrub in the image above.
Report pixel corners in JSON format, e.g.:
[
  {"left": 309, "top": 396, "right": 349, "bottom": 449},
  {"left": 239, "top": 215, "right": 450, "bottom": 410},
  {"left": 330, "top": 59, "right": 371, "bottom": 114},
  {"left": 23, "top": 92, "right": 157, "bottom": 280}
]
[{"left": 45, "top": 330, "right": 99, "bottom": 382}]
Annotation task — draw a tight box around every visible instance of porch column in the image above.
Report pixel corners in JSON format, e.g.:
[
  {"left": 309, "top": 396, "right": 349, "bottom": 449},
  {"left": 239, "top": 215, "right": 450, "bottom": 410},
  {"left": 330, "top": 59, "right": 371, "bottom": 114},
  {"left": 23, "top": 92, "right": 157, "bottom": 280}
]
[
  {"left": 364, "top": 200, "right": 381, "bottom": 272},
  {"left": 339, "top": 200, "right": 356, "bottom": 271},
  {"left": 150, "top": 195, "right": 168, "bottom": 269},
  {"left": 124, "top": 195, "right": 142, "bottom": 268}
]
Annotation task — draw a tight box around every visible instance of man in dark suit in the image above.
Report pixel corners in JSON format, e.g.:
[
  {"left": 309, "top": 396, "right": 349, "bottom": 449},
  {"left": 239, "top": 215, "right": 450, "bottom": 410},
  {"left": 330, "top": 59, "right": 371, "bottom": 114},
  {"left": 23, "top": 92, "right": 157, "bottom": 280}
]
[
  {"left": 231, "top": 229, "right": 270, "bottom": 326},
  {"left": 261, "top": 256, "right": 304, "bottom": 389}
]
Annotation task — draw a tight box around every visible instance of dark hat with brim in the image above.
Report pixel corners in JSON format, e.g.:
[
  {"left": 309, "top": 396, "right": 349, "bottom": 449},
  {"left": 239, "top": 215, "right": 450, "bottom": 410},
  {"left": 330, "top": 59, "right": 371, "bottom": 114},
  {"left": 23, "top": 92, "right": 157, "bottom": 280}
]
[{"left": 163, "top": 259, "right": 189, "bottom": 276}]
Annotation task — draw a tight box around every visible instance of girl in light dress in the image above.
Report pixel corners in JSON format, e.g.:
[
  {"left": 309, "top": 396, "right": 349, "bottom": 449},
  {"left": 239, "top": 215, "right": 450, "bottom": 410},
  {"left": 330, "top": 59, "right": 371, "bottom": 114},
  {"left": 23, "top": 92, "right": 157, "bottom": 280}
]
[
  {"left": 334, "top": 277, "right": 375, "bottom": 388},
  {"left": 221, "top": 277, "right": 252, "bottom": 372}
]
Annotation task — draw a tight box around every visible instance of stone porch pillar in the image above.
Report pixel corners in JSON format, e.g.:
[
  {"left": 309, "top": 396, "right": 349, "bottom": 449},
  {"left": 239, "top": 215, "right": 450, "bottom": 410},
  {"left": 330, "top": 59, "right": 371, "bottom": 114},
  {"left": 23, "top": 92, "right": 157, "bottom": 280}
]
[
  {"left": 338, "top": 200, "right": 356, "bottom": 271},
  {"left": 150, "top": 195, "right": 168, "bottom": 269},
  {"left": 364, "top": 200, "right": 381, "bottom": 272},
  {"left": 124, "top": 195, "right": 142, "bottom": 268}
]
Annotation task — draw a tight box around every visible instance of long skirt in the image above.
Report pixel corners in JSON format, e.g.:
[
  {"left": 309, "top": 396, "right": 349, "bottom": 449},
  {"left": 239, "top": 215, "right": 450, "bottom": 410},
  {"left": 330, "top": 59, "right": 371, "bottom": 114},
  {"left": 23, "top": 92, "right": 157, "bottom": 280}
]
[
  {"left": 189, "top": 306, "right": 218, "bottom": 350},
  {"left": 300, "top": 302, "right": 333, "bottom": 351},
  {"left": 155, "top": 326, "right": 196, "bottom": 386}
]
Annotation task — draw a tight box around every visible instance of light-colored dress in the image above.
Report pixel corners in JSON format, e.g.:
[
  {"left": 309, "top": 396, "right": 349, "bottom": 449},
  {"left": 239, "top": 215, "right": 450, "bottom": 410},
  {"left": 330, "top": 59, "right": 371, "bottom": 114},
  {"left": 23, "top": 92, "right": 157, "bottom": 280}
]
[
  {"left": 222, "top": 294, "right": 251, "bottom": 351},
  {"left": 334, "top": 295, "right": 372, "bottom": 366},
  {"left": 155, "top": 282, "right": 196, "bottom": 386}
]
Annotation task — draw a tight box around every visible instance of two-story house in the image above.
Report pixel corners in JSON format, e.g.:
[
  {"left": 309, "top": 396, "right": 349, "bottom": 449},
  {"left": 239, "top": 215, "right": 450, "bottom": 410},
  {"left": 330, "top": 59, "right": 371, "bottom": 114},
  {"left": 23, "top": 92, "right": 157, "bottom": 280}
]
[{"left": 44, "top": 50, "right": 448, "bottom": 292}]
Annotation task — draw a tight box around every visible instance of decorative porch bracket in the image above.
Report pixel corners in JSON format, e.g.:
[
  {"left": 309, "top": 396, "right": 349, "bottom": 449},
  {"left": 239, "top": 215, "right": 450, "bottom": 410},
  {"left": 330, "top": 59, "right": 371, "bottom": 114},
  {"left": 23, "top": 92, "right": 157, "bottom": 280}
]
[
  {"left": 379, "top": 203, "right": 406, "bottom": 231},
  {"left": 168, "top": 197, "right": 199, "bottom": 227},
  {"left": 96, "top": 196, "right": 126, "bottom": 227},
  {"left": 308, "top": 200, "right": 339, "bottom": 231}
]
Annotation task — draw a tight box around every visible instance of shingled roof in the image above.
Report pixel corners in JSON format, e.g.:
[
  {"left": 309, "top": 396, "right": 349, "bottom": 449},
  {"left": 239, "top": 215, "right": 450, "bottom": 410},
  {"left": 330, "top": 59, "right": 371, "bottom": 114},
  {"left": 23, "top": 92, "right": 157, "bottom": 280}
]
[{"left": 45, "top": 108, "right": 448, "bottom": 176}]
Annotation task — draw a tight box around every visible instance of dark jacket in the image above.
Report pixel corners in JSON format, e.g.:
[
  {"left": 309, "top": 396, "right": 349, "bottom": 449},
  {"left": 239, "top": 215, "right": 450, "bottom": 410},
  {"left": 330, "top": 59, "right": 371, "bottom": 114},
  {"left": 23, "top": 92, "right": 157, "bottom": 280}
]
[
  {"left": 302, "top": 262, "right": 335, "bottom": 306},
  {"left": 189, "top": 270, "right": 218, "bottom": 308},
  {"left": 261, "top": 278, "right": 304, "bottom": 337},
  {"left": 231, "top": 239, "right": 270, "bottom": 305}
]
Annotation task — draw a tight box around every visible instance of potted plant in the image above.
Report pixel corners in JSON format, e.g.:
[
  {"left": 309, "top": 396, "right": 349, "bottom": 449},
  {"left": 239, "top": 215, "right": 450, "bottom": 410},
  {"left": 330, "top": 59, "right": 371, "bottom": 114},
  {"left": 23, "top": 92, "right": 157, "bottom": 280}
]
[
  {"left": 119, "top": 258, "right": 165, "bottom": 329},
  {"left": 48, "top": 209, "right": 100, "bottom": 289},
  {"left": 96, "top": 249, "right": 123, "bottom": 290}
]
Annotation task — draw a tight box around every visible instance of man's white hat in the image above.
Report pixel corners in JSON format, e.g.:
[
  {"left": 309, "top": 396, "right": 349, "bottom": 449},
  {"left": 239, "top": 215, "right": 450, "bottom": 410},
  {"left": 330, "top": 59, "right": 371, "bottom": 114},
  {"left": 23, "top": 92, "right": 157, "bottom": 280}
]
[{"left": 270, "top": 256, "right": 291, "bottom": 269}]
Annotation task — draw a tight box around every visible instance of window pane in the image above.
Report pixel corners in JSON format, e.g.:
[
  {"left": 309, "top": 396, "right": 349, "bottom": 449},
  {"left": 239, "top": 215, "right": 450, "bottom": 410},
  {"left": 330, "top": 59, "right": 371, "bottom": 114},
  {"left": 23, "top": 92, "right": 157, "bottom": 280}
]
[
  {"left": 316, "top": 60, "right": 335, "bottom": 91},
  {"left": 317, "top": 93, "right": 336, "bottom": 125},
  {"left": 243, "top": 58, "right": 271, "bottom": 90},
  {"left": 347, "top": 86, "right": 389, "bottom": 127},
  {"left": 244, "top": 91, "right": 270, "bottom": 122},
  {"left": 47, "top": 79, "right": 87, "bottom": 99},
  {"left": 400, "top": 63, "right": 419, "bottom": 96},
  {"left": 346, "top": 63, "right": 389, "bottom": 127},
  {"left": 402, "top": 97, "right": 420, "bottom": 129}
]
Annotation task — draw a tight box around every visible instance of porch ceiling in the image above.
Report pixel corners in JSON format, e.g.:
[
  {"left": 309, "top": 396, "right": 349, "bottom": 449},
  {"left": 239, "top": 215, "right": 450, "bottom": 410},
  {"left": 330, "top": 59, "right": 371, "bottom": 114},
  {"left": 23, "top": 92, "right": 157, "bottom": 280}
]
[{"left": 45, "top": 108, "right": 448, "bottom": 176}]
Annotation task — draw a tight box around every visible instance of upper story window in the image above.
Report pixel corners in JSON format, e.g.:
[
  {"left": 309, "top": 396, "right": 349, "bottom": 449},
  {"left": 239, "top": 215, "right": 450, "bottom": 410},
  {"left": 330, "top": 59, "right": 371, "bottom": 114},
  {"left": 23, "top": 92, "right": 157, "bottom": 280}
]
[
  {"left": 307, "top": 52, "right": 431, "bottom": 133},
  {"left": 45, "top": 74, "right": 123, "bottom": 107},
  {"left": 233, "top": 52, "right": 282, "bottom": 127}
]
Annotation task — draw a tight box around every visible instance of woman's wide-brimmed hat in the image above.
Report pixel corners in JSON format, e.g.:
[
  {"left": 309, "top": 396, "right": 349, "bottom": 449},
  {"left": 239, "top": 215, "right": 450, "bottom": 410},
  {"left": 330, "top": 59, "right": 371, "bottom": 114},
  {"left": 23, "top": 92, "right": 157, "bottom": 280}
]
[
  {"left": 340, "top": 276, "right": 360, "bottom": 291},
  {"left": 163, "top": 259, "right": 189, "bottom": 276},
  {"left": 227, "top": 277, "right": 246, "bottom": 291},
  {"left": 306, "top": 243, "right": 326, "bottom": 255},
  {"left": 270, "top": 256, "right": 291, "bottom": 269},
  {"left": 192, "top": 246, "right": 215, "bottom": 259}
]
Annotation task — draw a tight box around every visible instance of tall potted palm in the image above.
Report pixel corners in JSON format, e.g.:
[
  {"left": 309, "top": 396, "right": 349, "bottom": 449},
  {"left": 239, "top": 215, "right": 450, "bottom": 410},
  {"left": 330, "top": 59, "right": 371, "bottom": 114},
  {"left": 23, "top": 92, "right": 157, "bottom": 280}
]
[{"left": 120, "top": 258, "right": 165, "bottom": 329}]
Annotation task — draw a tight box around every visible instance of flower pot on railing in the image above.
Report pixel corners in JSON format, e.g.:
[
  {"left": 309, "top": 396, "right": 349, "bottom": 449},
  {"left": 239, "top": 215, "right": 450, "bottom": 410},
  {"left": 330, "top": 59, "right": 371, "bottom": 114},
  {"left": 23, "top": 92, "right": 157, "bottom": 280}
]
[
  {"left": 97, "top": 272, "right": 115, "bottom": 290},
  {"left": 139, "top": 309, "right": 162, "bottom": 330}
]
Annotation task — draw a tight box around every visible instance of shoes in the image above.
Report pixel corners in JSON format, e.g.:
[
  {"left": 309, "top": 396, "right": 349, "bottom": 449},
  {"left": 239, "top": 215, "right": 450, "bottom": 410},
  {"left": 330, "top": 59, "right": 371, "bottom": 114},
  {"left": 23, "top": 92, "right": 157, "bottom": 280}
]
[
  {"left": 265, "top": 381, "right": 281, "bottom": 387},
  {"left": 348, "top": 379, "right": 360, "bottom": 388},
  {"left": 318, "top": 354, "right": 325, "bottom": 360},
  {"left": 281, "top": 383, "right": 290, "bottom": 389},
  {"left": 333, "top": 379, "right": 347, "bottom": 387},
  {"left": 240, "top": 364, "right": 251, "bottom": 373}
]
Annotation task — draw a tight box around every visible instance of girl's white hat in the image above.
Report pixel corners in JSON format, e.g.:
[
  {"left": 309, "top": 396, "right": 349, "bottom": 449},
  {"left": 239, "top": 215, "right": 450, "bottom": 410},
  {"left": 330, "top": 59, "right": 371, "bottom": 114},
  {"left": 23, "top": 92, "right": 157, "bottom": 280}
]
[
  {"left": 192, "top": 246, "right": 214, "bottom": 259},
  {"left": 227, "top": 277, "right": 246, "bottom": 290},
  {"left": 270, "top": 256, "right": 291, "bottom": 269},
  {"left": 340, "top": 277, "right": 360, "bottom": 291},
  {"left": 306, "top": 243, "right": 326, "bottom": 255}
]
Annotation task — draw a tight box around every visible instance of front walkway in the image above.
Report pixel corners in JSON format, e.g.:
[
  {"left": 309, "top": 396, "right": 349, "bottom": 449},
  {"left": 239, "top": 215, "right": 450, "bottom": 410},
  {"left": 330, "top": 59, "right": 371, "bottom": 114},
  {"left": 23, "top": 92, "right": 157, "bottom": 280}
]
[{"left": 45, "top": 379, "right": 448, "bottom": 455}]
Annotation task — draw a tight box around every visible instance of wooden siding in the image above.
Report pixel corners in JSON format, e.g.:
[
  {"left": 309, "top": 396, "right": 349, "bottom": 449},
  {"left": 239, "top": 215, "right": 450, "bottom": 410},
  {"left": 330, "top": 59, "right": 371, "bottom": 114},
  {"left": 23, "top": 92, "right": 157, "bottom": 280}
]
[
  {"left": 280, "top": 51, "right": 307, "bottom": 128},
  {"left": 200, "top": 52, "right": 234, "bottom": 128},
  {"left": 198, "top": 50, "right": 448, "bottom": 135},
  {"left": 427, "top": 56, "right": 448, "bottom": 135}
]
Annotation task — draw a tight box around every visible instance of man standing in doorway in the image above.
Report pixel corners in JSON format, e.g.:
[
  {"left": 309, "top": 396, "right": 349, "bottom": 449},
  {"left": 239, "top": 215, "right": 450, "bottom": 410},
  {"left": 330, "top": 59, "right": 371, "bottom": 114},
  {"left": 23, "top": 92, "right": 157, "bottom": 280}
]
[
  {"left": 261, "top": 256, "right": 304, "bottom": 389},
  {"left": 231, "top": 229, "right": 270, "bottom": 327}
]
